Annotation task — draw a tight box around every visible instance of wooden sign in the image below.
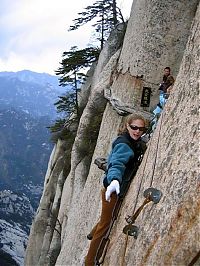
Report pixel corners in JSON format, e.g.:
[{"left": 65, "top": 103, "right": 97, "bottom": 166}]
[{"left": 141, "top": 87, "right": 151, "bottom": 107}]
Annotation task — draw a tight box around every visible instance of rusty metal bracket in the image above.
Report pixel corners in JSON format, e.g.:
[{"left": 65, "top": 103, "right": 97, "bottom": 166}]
[
  {"left": 123, "top": 224, "right": 139, "bottom": 238},
  {"left": 143, "top": 187, "right": 162, "bottom": 204},
  {"left": 123, "top": 187, "right": 162, "bottom": 236},
  {"left": 94, "top": 157, "right": 107, "bottom": 171}
]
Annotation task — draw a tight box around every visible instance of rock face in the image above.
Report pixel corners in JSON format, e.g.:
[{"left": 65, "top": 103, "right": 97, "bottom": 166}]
[
  {"left": 103, "top": 5, "right": 200, "bottom": 264},
  {"left": 25, "top": 1, "right": 199, "bottom": 266},
  {"left": 118, "top": 0, "right": 198, "bottom": 83}
]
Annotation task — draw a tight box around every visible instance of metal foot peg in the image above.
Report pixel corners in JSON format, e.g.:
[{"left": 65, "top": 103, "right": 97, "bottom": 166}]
[
  {"left": 123, "top": 224, "right": 139, "bottom": 238},
  {"left": 123, "top": 187, "right": 162, "bottom": 236},
  {"left": 94, "top": 157, "right": 107, "bottom": 171},
  {"left": 143, "top": 187, "right": 162, "bottom": 204}
]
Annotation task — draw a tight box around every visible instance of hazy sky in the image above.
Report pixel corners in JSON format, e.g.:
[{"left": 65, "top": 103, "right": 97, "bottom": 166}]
[{"left": 0, "top": 0, "right": 132, "bottom": 75}]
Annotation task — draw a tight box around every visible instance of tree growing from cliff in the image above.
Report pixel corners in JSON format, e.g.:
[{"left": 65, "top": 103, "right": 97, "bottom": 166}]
[
  {"left": 69, "top": 0, "right": 124, "bottom": 49},
  {"left": 49, "top": 46, "right": 99, "bottom": 133},
  {"left": 56, "top": 46, "right": 99, "bottom": 116}
]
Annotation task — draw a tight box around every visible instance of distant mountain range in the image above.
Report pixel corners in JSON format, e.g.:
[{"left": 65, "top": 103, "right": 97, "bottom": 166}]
[
  {"left": 0, "top": 107, "right": 52, "bottom": 195},
  {"left": 0, "top": 70, "right": 60, "bottom": 88},
  {"left": 0, "top": 70, "right": 69, "bottom": 118},
  {"left": 0, "top": 70, "right": 68, "bottom": 265}
]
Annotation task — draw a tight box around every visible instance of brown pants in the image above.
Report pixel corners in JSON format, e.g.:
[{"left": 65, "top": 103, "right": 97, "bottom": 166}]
[{"left": 85, "top": 188, "right": 118, "bottom": 266}]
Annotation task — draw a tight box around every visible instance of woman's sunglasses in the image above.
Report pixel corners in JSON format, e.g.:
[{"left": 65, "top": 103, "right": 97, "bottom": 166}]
[{"left": 129, "top": 125, "right": 146, "bottom": 132}]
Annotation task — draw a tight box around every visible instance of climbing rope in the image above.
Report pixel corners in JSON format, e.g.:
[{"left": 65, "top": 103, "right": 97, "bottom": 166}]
[{"left": 120, "top": 112, "right": 164, "bottom": 266}]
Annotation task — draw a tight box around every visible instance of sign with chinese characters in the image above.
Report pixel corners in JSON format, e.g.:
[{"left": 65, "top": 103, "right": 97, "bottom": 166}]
[{"left": 141, "top": 87, "right": 151, "bottom": 107}]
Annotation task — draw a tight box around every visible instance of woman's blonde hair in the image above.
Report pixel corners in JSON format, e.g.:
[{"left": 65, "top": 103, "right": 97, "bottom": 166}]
[{"left": 118, "top": 114, "right": 146, "bottom": 135}]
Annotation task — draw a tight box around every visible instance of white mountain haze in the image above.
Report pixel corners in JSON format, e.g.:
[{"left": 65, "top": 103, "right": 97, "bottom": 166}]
[{"left": 0, "top": 70, "right": 68, "bottom": 118}]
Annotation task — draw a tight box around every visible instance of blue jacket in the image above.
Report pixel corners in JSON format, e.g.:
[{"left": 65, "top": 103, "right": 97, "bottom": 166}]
[{"left": 103, "top": 132, "right": 146, "bottom": 196}]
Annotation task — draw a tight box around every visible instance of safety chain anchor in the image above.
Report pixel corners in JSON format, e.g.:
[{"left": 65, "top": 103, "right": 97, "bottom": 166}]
[{"left": 123, "top": 187, "right": 162, "bottom": 237}]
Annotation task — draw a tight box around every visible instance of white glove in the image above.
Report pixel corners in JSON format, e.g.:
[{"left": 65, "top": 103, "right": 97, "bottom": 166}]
[{"left": 105, "top": 180, "right": 120, "bottom": 202}]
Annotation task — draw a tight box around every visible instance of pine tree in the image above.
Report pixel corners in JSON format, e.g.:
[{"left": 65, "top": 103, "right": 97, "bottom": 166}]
[
  {"left": 49, "top": 46, "right": 99, "bottom": 132},
  {"left": 69, "top": 0, "right": 124, "bottom": 49}
]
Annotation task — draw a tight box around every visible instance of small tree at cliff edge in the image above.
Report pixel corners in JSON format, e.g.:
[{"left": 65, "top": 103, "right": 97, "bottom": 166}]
[{"left": 48, "top": 46, "right": 99, "bottom": 132}]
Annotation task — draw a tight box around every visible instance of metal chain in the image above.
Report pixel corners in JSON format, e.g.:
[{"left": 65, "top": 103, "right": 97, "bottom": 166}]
[
  {"left": 132, "top": 137, "right": 153, "bottom": 214},
  {"left": 149, "top": 112, "right": 164, "bottom": 187},
  {"left": 121, "top": 232, "right": 129, "bottom": 266}
]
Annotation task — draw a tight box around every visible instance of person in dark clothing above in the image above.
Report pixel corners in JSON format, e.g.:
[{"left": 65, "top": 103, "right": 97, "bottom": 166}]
[
  {"left": 85, "top": 114, "right": 147, "bottom": 266},
  {"left": 159, "top": 66, "right": 175, "bottom": 94},
  {"left": 152, "top": 67, "right": 175, "bottom": 129}
]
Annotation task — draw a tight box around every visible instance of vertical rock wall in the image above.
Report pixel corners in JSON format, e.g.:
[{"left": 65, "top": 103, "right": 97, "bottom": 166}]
[
  {"left": 104, "top": 4, "right": 200, "bottom": 265},
  {"left": 118, "top": 0, "right": 198, "bottom": 85},
  {"left": 55, "top": 1, "right": 199, "bottom": 265}
]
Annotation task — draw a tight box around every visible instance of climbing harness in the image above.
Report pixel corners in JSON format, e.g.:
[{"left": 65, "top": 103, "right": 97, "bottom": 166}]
[
  {"left": 123, "top": 187, "right": 162, "bottom": 235},
  {"left": 121, "top": 112, "right": 164, "bottom": 266}
]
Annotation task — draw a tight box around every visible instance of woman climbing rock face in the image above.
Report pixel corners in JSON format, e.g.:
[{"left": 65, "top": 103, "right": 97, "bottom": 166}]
[{"left": 85, "top": 114, "right": 147, "bottom": 266}]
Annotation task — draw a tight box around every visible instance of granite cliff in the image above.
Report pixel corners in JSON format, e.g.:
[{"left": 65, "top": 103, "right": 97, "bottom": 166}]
[{"left": 25, "top": 1, "right": 200, "bottom": 265}]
